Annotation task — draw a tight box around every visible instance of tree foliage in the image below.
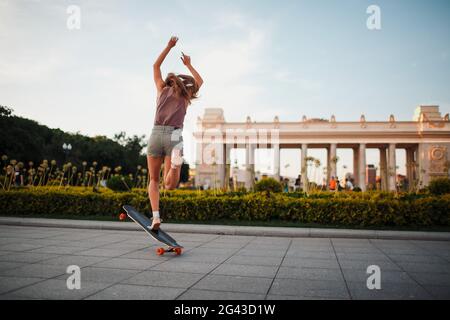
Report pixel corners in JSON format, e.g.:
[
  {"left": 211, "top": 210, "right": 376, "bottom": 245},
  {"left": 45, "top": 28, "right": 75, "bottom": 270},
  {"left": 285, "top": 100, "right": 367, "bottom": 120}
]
[{"left": 0, "top": 106, "right": 147, "bottom": 173}]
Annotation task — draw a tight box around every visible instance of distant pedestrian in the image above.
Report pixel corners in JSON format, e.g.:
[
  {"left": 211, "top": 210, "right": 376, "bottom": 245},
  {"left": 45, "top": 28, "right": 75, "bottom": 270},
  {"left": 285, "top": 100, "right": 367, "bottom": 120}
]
[
  {"left": 329, "top": 176, "right": 337, "bottom": 191},
  {"left": 345, "top": 178, "right": 354, "bottom": 191}
]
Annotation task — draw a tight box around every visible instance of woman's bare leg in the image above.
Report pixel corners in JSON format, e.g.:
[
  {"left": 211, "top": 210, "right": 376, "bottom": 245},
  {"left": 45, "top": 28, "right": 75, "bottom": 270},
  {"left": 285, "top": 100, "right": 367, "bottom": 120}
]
[
  {"left": 164, "top": 156, "right": 182, "bottom": 190},
  {"left": 147, "top": 155, "right": 163, "bottom": 229}
]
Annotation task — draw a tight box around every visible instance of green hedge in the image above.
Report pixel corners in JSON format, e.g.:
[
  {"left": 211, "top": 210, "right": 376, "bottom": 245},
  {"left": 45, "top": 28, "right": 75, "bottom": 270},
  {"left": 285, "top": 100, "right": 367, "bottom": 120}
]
[{"left": 1, "top": 188, "right": 449, "bottom": 227}]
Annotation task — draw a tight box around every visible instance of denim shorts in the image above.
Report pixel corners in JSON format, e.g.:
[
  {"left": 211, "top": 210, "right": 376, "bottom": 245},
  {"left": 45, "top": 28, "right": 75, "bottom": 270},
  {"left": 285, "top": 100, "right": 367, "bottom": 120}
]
[{"left": 147, "top": 125, "right": 183, "bottom": 158}]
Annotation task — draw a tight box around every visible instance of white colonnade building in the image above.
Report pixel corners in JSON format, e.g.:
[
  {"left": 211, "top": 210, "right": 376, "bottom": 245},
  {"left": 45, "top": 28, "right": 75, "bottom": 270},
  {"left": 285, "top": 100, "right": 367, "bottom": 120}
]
[{"left": 193, "top": 106, "right": 450, "bottom": 191}]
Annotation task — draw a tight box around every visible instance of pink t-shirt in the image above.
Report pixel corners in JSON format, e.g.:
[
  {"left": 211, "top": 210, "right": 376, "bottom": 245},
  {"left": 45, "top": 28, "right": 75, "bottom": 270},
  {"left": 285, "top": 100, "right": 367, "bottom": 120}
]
[{"left": 154, "top": 86, "right": 188, "bottom": 128}]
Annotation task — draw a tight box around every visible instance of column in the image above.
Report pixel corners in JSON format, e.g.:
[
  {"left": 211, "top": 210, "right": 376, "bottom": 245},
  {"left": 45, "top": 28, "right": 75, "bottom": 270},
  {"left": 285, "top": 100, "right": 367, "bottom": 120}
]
[
  {"left": 245, "top": 144, "right": 250, "bottom": 189},
  {"left": 379, "top": 147, "right": 388, "bottom": 191},
  {"left": 328, "top": 143, "right": 337, "bottom": 186},
  {"left": 301, "top": 144, "right": 308, "bottom": 192},
  {"left": 217, "top": 144, "right": 225, "bottom": 190},
  {"left": 224, "top": 144, "right": 232, "bottom": 190},
  {"left": 359, "top": 143, "right": 367, "bottom": 191},
  {"left": 388, "top": 143, "right": 397, "bottom": 191},
  {"left": 353, "top": 146, "right": 360, "bottom": 187},
  {"left": 248, "top": 144, "right": 255, "bottom": 189},
  {"left": 273, "top": 143, "right": 280, "bottom": 182},
  {"left": 406, "top": 148, "right": 412, "bottom": 191},
  {"left": 195, "top": 142, "right": 204, "bottom": 188}
]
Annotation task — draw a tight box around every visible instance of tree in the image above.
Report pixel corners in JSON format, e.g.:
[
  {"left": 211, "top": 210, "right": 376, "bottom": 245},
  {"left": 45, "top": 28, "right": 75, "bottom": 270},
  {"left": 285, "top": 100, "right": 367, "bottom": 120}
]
[{"left": 0, "top": 108, "right": 146, "bottom": 173}]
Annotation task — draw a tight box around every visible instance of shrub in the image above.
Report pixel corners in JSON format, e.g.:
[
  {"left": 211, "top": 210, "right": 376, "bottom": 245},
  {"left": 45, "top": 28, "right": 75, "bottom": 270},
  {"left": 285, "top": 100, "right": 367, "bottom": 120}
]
[
  {"left": 428, "top": 178, "right": 450, "bottom": 196},
  {"left": 254, "top": 178, "right": 282, "bottom": 193},
  {"left": 106, "top": 175, "right": 132, "bottom": 192},
  {"left": 0, "top": 188, "right": 449, "bottom": 227}
]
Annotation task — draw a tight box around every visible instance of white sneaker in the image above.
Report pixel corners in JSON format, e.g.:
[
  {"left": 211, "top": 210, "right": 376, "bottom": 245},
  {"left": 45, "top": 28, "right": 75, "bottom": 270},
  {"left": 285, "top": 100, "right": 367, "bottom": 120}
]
[{"left": 150, "top": 217, "right": 161, "bottom": 231}]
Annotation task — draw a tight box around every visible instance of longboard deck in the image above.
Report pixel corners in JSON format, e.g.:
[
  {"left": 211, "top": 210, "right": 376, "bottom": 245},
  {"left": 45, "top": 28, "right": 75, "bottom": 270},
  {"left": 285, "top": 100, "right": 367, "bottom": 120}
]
[{"left": 123, "top": 205, "right": 183, "bottom": 249}]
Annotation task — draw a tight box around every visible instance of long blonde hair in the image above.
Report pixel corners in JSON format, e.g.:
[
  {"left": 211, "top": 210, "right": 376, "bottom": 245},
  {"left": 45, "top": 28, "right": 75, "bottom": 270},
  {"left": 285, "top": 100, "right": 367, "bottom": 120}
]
[{"left": 164, "top": 73, "right": 199, "bottom": 105}]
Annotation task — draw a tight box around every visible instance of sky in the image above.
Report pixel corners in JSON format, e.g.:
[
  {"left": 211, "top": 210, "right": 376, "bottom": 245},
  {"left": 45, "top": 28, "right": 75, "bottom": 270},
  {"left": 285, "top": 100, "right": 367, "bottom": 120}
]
[{"left": 1, "top": 0, "right": 450, "bottom": 180}]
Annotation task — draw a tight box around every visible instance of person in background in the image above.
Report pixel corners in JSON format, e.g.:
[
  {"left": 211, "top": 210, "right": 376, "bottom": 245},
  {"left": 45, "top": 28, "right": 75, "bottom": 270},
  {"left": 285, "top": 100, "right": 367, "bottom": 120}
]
[
  {"left": 345, "top": 178, "right": 354, "bottom": 191},
  {"left": 329, "top": 176, "right": 337, "bottom": 191}
]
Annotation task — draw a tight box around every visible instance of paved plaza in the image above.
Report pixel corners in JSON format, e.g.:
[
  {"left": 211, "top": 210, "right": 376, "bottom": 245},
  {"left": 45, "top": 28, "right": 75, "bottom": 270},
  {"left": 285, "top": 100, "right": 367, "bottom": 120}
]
[{"left": 0, "top": 224, "right": 449, "bottom": 300}]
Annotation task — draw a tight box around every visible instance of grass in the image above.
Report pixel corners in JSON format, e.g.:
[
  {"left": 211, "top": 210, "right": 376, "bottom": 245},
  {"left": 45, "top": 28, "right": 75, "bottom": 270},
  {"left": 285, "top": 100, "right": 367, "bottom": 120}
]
[{"left": 2, "top": 214, "right": 450, "bottom": 232}]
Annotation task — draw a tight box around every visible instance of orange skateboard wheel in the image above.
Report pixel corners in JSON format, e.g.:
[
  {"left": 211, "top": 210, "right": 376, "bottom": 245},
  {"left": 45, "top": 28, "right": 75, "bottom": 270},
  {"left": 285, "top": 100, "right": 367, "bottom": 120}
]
[
  {"left": 119, "top": 213, "right": 127, "bottom": 221},
  {"left": 156, "top": 248, "right": 165, "bottom": 255},
  {"left": 174, "top": 248, "right": 182, "bottom": 255}
]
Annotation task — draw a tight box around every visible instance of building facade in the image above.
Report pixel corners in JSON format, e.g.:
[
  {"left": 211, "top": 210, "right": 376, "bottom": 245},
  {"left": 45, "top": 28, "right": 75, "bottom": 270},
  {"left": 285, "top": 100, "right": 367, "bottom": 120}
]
[{"left": 193, "top": 106, "right": 450, "bottom": 191}]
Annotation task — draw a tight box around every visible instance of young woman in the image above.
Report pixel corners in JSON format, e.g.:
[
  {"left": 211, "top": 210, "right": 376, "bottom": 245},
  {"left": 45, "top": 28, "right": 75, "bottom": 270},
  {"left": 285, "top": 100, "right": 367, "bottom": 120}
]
[{"left": 147, "top": 36, "right": 203, "bottom": 230}]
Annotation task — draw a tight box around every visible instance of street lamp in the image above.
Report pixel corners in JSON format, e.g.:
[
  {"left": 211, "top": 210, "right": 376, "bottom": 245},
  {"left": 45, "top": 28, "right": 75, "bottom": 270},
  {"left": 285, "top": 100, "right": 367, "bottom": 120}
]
[{"left": 62, "top": 143, "right": 72, "bottom": 162}]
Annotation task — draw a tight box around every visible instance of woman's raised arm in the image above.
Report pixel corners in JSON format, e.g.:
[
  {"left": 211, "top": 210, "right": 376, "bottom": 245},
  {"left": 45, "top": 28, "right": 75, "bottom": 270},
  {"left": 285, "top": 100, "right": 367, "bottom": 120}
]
[
  {"left": 153, "top": 36, "right": 178, "bottom": 94},
  {"left": 181, "top": 52, "right": 204, "bottom": 88}
]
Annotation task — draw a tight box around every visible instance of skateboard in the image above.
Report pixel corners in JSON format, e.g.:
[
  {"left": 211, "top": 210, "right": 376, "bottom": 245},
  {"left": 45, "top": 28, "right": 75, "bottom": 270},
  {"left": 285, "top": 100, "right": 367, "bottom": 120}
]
[{"left": 122, "top": 205, "right": 183, "bottom": 256}]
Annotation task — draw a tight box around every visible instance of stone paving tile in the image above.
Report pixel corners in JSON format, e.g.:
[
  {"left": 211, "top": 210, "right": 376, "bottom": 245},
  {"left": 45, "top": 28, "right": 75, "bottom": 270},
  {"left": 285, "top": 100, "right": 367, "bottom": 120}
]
[
  {"left": 213, "top": 235, "right": 255, "bottom": 243},
  {"left": 250, "top": 237, "right": 290, "bottom": 245},
  {"left": 55, "top": 266, "right": 140, "bottom": 284},
  {"left": 290, "top": 244, "right": 334, "bottom": 252},
  {"left": 338, "top": 259, "right": 402, "bottom": 271},
  {"left": 193, "top": 275, "right": 272, "bottom": 294},
  {"left": 39, "top": 255, "right": 110, "bottom": 268},
  {"left": 0, "top": 276, "right": 43, "bottom": 295},
  {"left": 29, "top": 246, "right": 85, "bottom": 255},
  {"left": 178, "top": 254, "right": 230, "bottom": 264},
  {"left": 336, "top": 253, "right": 391, "bottom": 261},
  {"left": 408, "top": 272, "right": 450, "bottom": 286},
  {"left": 0, "top": 252, "right": 60, "bottom": 263},
  {"left": 1, "top": 225, "right": 450, "bottom": 300},
  {"left": 0, "top": 261, "right": 27, "bottom": 272},
  {"left": 387, "top": 254, "right": 448, "bottom": 264},
  {"left": 282, "top": 257, "right": 340, "bottom": 269},
  {"left": 199, "top": 242, "right": 249, "bottom": 249},
  {"left": 333, "top": 246, "right": 378, "bottom": 254},
  {"left": 95, "top": 243, "right": 149, "bottom": 251},
  {"left": 120, "top": 249, "right": 172, "bottom": 261},
  {"left": 4, "top": 279, "right": 111, "bottom": 300},
  {"left": 342, "top": 269, "right": 416, "bottom": 285},
  {"left": 187, "top": 247, "right": 237, "bottom": 256},
  {"left": 331, "top": 239, "right": 372, "bottom": 246},
  {"left": 277, "top": 267, "right": 344, "bottom": 281},
  {"left": 47, "top": 234, "right": 103, "bottom": 241},
  {"left": 395, "top": 261, "right": 450, "bottom": 274},
  {"left": 86, "top": 284, "right": 184, "bottom": 300},
  {"left": 346, "top": 281, "right": 433, "bottom": 300},
  {"left": 212, "top": 264, "right": 278, "bottom": 278},
  {"left": 151, "top": 261, "right": 219, "bottom": 274},
  {"left": 236, "top": 248, "right": 286, "bottom": 258},
  {"left": 422, "top": 285, "right": 450, "bottom": 299},
  {"left": 92, "top": 257, "right": 161, "bottom": 270},
  {"left": 177, "top": 289, "right": 265, "bottom": 300},
  {"left": 286, "top": 251, "right": 336, "bottom": 259},
  {"left": 74, "top": 248, "right": 137, "bottom": 258},
  {"left": 269, "top": 279, "right": 350, "bottom": 299},
  {"left": 123, "top": 270, "right": 204, "bottom": 288},
  {"left": 0, "top": 238, "right": 22, "bottom": 245},
  {"left": 225, "top": 256, "right": 283, "bottom": 267},
  {"left": 0, "top": 263, "right": 67, "bottom": 279},
  {"left": 0, "top": 243, "right": 46, "bottom": 252}
]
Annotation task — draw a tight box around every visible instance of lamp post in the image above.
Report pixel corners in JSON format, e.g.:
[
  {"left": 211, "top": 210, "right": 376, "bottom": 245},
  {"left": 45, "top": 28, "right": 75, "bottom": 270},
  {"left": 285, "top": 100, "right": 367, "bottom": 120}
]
[{"left": 62, "top": 143, "right": 72, "bottom": 162}]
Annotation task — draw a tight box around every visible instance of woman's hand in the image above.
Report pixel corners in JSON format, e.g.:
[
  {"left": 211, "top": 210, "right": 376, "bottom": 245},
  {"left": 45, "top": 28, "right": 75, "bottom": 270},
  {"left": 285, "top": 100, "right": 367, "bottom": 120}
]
[
  {"left": 181, "top": 52, "right": 191, "bottom": 66},
  {"left": 167, "top": 36, "right": 178, "bottom": 49}
]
